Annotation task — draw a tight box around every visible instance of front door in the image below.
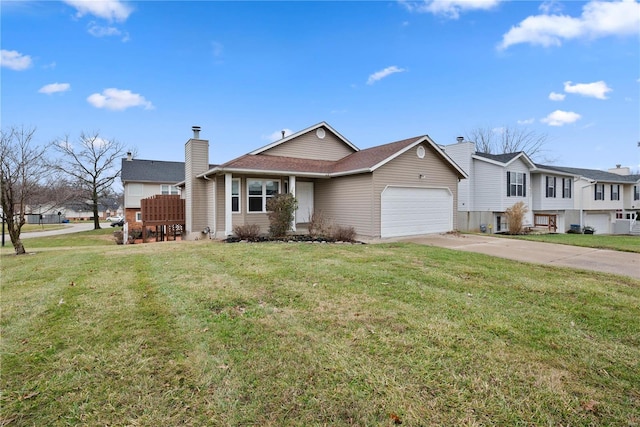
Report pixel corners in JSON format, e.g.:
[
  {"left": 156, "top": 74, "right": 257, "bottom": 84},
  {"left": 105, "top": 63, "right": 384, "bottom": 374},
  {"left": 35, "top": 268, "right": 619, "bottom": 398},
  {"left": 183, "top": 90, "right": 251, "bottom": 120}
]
[{"left": 296, "top": 181, "right": 314, "bottom": 223}]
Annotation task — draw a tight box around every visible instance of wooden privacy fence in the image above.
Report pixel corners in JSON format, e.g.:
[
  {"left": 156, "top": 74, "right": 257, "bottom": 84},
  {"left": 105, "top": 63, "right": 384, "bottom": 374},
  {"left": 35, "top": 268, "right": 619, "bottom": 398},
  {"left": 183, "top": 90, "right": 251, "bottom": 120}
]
[
  {"left": 140, "top": 195, "right": 185, "bottom": 242},
  {"left": 534, "top": 213, "right": 557, "bottom": 232}
]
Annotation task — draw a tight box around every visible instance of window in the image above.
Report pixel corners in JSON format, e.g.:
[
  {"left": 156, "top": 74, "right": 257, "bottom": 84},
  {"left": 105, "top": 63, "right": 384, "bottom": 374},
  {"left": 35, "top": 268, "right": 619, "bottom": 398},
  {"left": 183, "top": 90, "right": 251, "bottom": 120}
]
[
  {"left": 594, "top": 184, "right": 604, "bottom": 200},
  {"left": 616, "top": 209, "right": 623, "bottom": 219},
  {"left": 247, "top": 179, "right": 280, "bottom": 212},
  {"left": 545, "top": 176, "right": 556, "bottom": 198},
  {"left": 135, "top": 211, "right": 142, "bottom": 222},
  {"left": 161, "top": 184, "right": 179, "bottom": 195},
  {"left": 634, "top": 185, "right": 640, "bottom": 201},
  {"left": 507, "top": 171, "right": 526, "bottom": 197},
  {"left": 231, "top": 179, "right": 240, "bottom": 213},
  {"left": 611, "top": 184, "right": 620, "bottom": 201},
  {"left": 562, "top": 178, "right": 572, "bottom": 199}
]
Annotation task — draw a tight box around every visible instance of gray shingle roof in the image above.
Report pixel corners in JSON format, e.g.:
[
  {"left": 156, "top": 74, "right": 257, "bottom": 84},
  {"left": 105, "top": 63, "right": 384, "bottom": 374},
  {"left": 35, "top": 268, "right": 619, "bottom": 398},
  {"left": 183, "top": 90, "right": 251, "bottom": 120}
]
[
  {"left": 213, "top": 135, "right": 466, "bottom": 178},
  {"left": 535, "top": 164, "right": 640, "bottom": 183},
  {"left": 474, "top": 152, "right": 525, "bottom": 163},
  {"left": 121, "top": 159, "right": 186, "bottom": 183}
]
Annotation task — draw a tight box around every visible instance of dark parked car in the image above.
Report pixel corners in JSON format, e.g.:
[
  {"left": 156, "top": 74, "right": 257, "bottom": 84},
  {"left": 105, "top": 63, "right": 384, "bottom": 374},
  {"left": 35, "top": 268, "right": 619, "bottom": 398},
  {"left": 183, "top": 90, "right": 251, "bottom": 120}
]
[{"left": 111, "top": 219, "right": 125, "bottom": 227}]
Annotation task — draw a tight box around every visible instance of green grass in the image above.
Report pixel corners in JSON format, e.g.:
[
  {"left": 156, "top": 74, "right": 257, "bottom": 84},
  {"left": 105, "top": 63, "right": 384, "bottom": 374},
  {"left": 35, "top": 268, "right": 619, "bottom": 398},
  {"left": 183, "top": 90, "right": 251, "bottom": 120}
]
[
  {"left": 2, "top": 235, "right": 639, "bottom": 426},
  {"left": 16, "top": 224, "right": 67, "bottom": 233},
  {"left": 1, "top": 228, "right": 116, "bottom": 252},
  {"left": 505, "top": 233, "right": 640, "bottom": 253}
]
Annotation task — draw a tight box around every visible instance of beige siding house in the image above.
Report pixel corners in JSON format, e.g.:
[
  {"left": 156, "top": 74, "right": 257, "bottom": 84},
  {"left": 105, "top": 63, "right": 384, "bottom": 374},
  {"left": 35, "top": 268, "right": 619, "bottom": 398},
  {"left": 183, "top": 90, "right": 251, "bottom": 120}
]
[{"left": 181, "top": 122, "right": 467, "bottom": 240}]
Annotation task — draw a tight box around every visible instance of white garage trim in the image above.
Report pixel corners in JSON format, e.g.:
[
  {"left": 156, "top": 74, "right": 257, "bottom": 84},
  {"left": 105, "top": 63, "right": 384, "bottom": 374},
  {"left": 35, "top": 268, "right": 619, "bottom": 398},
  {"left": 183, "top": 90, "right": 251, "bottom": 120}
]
[{"left": 381, "top": 186, "right": 453, "bottom": 238}]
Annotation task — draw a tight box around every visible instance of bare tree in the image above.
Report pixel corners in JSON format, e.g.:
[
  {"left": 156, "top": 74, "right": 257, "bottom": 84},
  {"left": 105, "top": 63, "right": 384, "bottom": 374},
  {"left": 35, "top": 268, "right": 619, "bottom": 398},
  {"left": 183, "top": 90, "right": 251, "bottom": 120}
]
[
  {"left": 465, "top": 125, "right": 551, "bottom": 161},
  {"left": 27, "top": 178, "right": 83, "bottom": 215},
  {"left": 0, "top": 126, "right": 51, "bottom": 255},
  {"left": 51, "top": 132, "right": 127, "bottom": 230}
]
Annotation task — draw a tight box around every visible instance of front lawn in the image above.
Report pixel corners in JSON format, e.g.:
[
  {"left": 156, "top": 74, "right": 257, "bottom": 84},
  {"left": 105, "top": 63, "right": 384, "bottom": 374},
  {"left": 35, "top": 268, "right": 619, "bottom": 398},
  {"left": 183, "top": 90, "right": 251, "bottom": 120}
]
[
  {"left": 1, "top": 239, "right": 639, "bottom": 426},
  {"left": 507, "top": 233, "right": 640, "bottom": 253}
]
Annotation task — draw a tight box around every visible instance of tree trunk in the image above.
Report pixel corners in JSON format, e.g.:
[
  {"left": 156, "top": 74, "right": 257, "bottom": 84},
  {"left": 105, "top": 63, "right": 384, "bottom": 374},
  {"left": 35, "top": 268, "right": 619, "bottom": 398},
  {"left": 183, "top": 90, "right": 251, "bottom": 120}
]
[
  {"left": 8, "top": 224, "right": 26, "bottom": 255},
  {"left": 12, "top": 238, "right": 25, "bottom": 255},
  {"left": 92, "top": 188, "right": 101, "bottom": 230}
]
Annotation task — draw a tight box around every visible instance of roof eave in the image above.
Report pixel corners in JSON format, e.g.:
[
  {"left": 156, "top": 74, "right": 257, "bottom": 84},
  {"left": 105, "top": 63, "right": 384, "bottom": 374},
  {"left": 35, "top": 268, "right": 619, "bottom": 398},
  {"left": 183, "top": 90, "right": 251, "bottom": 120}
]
[{"left": 203, "top": 167, "right": 331, "bottom": 178}]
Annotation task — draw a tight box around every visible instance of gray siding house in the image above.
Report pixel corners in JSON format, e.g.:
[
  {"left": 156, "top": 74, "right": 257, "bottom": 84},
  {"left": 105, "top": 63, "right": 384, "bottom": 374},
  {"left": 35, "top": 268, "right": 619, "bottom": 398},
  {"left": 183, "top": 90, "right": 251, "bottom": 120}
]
[{"left": 180, "top": 122, "right": 467, "bottom": 240}]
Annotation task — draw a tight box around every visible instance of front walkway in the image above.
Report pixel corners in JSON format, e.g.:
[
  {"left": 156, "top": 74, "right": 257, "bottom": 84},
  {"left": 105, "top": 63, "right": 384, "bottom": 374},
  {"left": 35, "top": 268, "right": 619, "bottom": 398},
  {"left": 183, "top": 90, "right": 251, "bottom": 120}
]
[{"left": 399, "top": 233, "right": 640, "bottom": 280}]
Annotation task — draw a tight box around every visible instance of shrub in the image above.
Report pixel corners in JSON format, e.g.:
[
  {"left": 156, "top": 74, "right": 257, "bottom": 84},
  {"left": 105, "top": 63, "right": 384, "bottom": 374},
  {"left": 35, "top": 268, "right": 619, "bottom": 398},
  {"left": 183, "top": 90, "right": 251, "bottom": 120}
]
[
  {"left": 505, "top": 201, "right": 528, "bottom": 234},
  {"left": 266, "top": 193, "right": 298, "bottom": 238},
  {"left": 330, "top": 225, "right": 357, "bottom": 242},
  {"left": 308, "top": 210, "right": 330, "bottom": 238},
  {"left": 233, "top": 224, "right": 261, "bottom": 241}
]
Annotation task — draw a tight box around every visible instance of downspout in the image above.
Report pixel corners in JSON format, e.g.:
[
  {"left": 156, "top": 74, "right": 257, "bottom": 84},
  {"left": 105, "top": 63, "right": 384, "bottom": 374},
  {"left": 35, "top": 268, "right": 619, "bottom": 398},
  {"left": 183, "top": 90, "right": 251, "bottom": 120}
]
[
  {"left": 225, "top": 173, "right": 233, "bottom": 237},
  {"left": 289, "top": 175, "right": 296, "bottom": 233},
  {"left": 202, "top": 174, "right": 213, "bottom": 239}
]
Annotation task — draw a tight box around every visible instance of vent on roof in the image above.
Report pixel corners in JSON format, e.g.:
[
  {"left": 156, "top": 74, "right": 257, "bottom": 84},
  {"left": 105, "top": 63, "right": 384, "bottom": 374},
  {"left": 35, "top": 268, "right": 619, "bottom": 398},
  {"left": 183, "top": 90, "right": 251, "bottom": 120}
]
[
  {"left": 456, "top": 136, "right": 464, "bottom": 143},
  {"left": 192, "top": 126, "right": 201, "bottom": 139}
]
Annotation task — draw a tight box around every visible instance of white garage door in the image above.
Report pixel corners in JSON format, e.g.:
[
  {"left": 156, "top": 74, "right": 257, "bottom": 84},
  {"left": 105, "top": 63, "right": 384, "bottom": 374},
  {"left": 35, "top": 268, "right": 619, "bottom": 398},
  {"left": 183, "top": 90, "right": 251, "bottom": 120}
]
[
  {"left": 381, "top": 187, "right": 453, "bottom": 238},
  {"left": 585, "top": 213, "right": 611, "bottom": 234}
]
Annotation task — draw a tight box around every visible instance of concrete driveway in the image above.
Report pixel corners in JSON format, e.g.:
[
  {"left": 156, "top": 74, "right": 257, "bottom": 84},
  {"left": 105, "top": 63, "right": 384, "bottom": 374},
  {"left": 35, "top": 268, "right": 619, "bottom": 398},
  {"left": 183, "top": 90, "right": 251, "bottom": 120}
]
[{"left": 401, "top": 233, "right": 640, "bottom": 280}]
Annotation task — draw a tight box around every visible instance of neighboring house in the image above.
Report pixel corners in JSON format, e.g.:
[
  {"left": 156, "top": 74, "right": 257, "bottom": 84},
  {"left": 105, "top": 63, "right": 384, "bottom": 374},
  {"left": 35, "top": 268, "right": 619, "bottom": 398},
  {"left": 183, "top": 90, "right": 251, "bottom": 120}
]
[
  {"left": 25, "top": 199, "right": 120, "bottom": 223},
  {"left": 534, "top": 164, "right": 640, "bottom": 235},
  {"left": 176, "top": 122, "right": 467, "bottom": 240},
  {"left": 443, "top": 138, "right": 640, "bottom": 234},
  {"left": 528, "top": 165, "right": 579, "bottom": 233},
  {"left": 443, "top": 140, "right": 537, "bottom": 233},
  {"left": 120, "top": 153, "right": 188, "bottom": 225}
]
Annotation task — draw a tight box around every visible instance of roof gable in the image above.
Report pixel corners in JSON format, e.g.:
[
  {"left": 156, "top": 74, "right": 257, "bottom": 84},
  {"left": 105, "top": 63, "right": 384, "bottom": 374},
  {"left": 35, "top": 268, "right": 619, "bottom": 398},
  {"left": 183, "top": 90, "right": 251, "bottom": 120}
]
[
  {"left": 250, "top": 122, "right": 358, "bottom": 158},
  {"left": 474, "top": 151, "right": 536, "bottom": 169}
]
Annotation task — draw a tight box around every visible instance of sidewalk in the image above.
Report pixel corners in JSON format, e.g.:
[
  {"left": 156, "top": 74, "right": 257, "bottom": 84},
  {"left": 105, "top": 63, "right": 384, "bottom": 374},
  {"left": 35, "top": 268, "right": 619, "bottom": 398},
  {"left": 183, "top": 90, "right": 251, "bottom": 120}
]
[{"left": 2, "top": 222, "right": 101, "bottom": 240}]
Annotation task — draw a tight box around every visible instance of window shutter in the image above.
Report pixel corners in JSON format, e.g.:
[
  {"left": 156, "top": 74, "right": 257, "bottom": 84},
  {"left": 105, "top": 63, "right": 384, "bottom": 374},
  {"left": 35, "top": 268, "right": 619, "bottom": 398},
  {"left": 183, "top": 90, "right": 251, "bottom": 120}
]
[
  {"left": 507, "top": 171, "right": 511, "bottom": 197},
  {"left": 553, "top": 177, "right": 557, "bottom": 198},
  {"left": 523, "top": 174, "right": 527, "bottom": 197},
  {"left": 545, "top": 176, "right": 549, "bottom": 197}
]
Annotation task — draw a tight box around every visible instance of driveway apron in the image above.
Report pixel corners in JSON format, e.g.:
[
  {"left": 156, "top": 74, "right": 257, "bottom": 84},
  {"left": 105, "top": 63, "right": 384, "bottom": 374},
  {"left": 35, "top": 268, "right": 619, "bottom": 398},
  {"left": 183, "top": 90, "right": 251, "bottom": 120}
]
[{"left": 402, "top": 234, "right": 640, "bottom": 280}]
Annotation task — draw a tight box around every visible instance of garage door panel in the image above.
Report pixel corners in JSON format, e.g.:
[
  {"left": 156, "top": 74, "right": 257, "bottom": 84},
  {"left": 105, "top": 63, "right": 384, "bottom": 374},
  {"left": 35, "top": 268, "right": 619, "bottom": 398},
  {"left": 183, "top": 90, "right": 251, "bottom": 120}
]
[
  {"left": 381, "top": 187, "right": 452, "bottom": 238},
  {"left": 585, "top": 213, "right": 611, "bottom": 234}
]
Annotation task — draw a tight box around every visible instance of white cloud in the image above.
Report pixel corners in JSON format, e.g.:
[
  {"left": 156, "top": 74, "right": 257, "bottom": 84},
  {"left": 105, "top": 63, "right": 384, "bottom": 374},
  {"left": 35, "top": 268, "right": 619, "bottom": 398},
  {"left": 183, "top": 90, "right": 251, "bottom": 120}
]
[
  {"left": 63, "top": 0, "right": 132, "bottom": 22},
  {"left": 38, "top": 83, "right": 71, "bottom": 94},
  {"left": 541, "top": 110, "right": 582, "bottom": 126},
  {"left": 264, "top": 129, "right": 293, "bottom": 142},
  {"left": 498, "top": 0, "right": 640, "bottom": 50},
  {"left": 87, "top": 88, "right": 154, "bottom": 111},
  {"left": 549, "top": 91, "right": 566, "bottom": 101},
  {"left": 0, "top": 49, "right": 32, "bottom": 70},
  {"left": 564, "top": 80, "right": 612, "bottom": 99},
  {"left": 367, "top": 66, "right": 406, "bottom": 85},
  {"left": 211, "top": 41, "right": 224, "bottom": 58},
  {"left": 87, "top": 22, "right": 128, "bottom": 41},
  {"left": 538, "top": 1, "right": 563, "bottom": 14},
  {"left": 399, "top": 0, "right": 502, "bottom": 19},
  {"left": 517, "top": 118, "right": 535, "bottom": 125}
]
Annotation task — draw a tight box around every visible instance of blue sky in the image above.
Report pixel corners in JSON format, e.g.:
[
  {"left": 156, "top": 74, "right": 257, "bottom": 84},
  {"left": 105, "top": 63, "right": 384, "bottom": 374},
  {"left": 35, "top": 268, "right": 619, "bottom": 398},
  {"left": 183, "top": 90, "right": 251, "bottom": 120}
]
[{"left": 2, "top": 0, "right": 639, "bottom": 175}]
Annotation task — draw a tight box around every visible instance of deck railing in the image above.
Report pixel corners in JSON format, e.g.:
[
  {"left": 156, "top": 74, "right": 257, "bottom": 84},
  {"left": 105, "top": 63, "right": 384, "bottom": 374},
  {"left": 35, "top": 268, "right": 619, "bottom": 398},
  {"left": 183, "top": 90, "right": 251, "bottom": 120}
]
[{"left": 534, "top": 214, "right": 557, "bottom": 232}]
